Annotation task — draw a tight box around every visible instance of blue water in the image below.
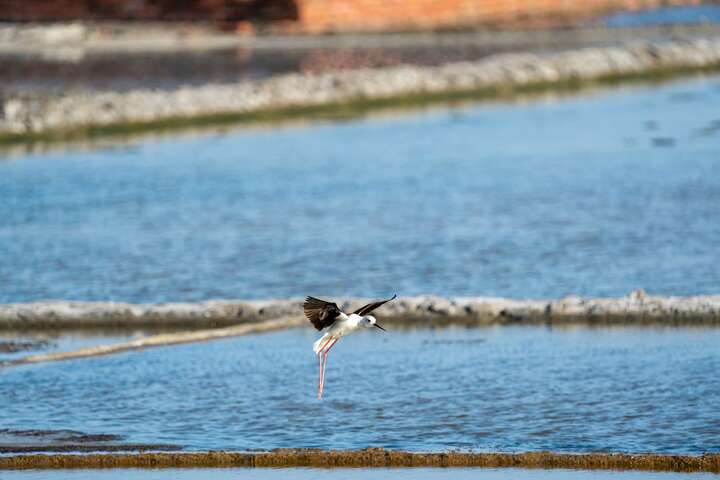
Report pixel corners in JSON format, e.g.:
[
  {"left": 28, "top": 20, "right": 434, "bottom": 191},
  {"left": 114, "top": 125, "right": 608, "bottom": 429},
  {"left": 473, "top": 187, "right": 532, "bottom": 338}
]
[
  {"left": 1, "top": 327, "right": 719, "bottom": 453},
  {"left": 1, "top": 76, "right": 720, "bottom": 303},
  {"left": 605, "top": 5, "right": 720, "bottom": 27}
]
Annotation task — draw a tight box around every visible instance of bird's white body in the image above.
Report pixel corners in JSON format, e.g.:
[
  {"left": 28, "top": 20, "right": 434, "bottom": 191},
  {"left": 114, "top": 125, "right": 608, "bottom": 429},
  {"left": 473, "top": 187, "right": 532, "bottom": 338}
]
[{"left": 313, "top": 313, "right": 364, "bottom": 353}]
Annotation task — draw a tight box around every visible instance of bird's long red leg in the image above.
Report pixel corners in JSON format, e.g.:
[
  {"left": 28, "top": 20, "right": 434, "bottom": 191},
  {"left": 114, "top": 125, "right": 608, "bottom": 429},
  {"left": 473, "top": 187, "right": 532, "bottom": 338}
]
[
  {"left": 317, "top": 336, "right": 335, "bottom": 399},
  {"left": 324, "top": 338, "right": 339, "bottom": 354},
  {"left": 321, "top": 352, "right": 328, "bottom": 399},
  {"left": 318, "top": 352, "right": 327, "bottom": 400},
  {"left": 317, "top": 353, "right": 323, "bottom": 398},
  {"left": 318, "top": 338, "right": 338, "bottom": 399},
  {"left": 318, "top": 350, "right": 329, "bottom": 399}
]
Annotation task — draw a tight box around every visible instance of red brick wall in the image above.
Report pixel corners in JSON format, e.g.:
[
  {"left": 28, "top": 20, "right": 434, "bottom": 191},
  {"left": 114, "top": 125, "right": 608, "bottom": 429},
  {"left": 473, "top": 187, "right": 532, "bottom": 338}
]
[
  {"left": 295, "top": 0, "right": 704, "bottom": 32},
  {"left": 0, "top": 0, "right": 705, "bottom": 30}
]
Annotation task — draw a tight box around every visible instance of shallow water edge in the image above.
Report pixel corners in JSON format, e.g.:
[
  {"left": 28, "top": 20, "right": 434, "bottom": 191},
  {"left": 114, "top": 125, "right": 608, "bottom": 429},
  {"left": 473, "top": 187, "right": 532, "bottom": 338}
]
[{"left": 2, "top": 450, "right": 720, "bottom": 472}]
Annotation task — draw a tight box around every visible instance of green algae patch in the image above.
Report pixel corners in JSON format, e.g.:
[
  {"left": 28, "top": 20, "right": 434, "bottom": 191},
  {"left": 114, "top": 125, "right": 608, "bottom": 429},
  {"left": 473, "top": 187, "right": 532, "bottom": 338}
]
[{"left": 1, "top": 450, "right": 719, "bottom": 472}]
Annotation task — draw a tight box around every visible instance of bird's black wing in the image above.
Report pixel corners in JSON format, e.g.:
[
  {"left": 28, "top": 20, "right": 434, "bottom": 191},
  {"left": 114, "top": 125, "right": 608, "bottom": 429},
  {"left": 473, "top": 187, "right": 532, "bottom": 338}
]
[
  {"left": 304, "top": 296, "right": 343, "bottom": 331},
  {"left": 352, "top": 294, "right": 397, "bottom": 317}
]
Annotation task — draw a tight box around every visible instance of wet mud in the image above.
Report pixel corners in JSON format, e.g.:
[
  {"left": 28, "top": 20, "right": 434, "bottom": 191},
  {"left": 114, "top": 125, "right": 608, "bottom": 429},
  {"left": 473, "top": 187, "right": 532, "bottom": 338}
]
[
  {"left": 0, "top": 429, "right": 181, "bottom": 454},
  {"left": 0, "top": 340, "right": 50, "bottom": 353},
  {"left": 0, "top": 445, "right": 182, "bottom": 454},
  {"left": 1, "top": 450, "right": 718, "bottom": 472},
  {"left": 0, "top": 429, "right": 120, "bottom": 442}
]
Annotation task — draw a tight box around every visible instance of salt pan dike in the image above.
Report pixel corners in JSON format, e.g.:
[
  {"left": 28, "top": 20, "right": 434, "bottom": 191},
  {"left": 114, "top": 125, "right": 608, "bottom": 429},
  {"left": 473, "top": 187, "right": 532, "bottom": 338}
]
[
  {"left": 4, "top": 290, "right": 720, "bottom": 328},
  {"left": 3, "top": 292, "right": 720, "bottom": 330},
  {"left": 1, "top": 291, "right": 720, "bottom": 366},
  {"left": 3, "top": 36, "right": 720, "bottom": 142}
]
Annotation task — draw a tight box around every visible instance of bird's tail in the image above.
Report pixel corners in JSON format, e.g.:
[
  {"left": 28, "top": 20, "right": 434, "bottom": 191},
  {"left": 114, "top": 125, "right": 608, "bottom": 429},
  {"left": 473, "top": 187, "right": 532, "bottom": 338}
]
[{"left": 313, "top": 333, "right": 330, "bottom": 354}]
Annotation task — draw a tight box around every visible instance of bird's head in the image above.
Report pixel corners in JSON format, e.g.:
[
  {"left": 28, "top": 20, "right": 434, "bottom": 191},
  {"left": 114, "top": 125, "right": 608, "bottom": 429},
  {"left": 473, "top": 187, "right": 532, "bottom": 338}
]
[{"left": 363, "top": 315, "right": 386, "bottom": 331}]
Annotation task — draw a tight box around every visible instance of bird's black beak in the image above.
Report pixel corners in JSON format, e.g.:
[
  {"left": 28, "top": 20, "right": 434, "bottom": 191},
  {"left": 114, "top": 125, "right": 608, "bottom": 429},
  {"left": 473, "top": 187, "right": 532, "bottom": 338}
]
[{"left": 374, "top": 323, "right": 386, "bottom": 331}]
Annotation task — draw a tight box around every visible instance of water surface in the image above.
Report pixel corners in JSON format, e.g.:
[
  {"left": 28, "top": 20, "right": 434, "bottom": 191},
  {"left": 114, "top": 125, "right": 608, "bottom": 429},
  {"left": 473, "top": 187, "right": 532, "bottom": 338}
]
[
  {"left": 2, "top": 76, "right": 719, "bottom": 303},
  {"left": 1, "top": 327, "right": 718, "bottom": 453},
  {"left": 604, "top": 5, "right": 720, "bottom": 27}
]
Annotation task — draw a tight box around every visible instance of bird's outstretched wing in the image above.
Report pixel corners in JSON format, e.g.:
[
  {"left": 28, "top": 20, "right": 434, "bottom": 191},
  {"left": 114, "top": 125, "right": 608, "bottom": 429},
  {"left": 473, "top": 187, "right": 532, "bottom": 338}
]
[
  {"left": 353, "top": 294, "right": 397, "bottom": 317},
  {"left": 304, "top": 296, "right": 343, "bottom": 331}
]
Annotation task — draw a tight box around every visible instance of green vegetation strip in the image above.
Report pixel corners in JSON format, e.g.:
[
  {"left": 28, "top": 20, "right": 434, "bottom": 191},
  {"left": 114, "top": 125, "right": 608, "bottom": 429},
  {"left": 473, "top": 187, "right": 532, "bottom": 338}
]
[
  {"left": 1, "top": 450, "right": 719, "bottom": 472},
  {"left": 2, "top": 62, "right": 720, "bottom": 148}
]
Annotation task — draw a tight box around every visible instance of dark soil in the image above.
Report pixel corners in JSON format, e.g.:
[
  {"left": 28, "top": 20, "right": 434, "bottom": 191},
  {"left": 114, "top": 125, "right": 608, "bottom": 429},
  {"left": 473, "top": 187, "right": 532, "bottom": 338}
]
[
  {"left": 0, "top": 429, "right": 181, "bottom": 454},
  {"left": 0, "top": 340, "right": 51, "bottom": 353}
]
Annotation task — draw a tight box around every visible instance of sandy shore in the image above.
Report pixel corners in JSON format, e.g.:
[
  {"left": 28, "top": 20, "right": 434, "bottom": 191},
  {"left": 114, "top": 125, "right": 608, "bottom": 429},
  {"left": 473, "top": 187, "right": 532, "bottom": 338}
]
[
  {"left": 2, "top": 291, "right": 720, "bottom": 330},
  {"left": 1, "top": 449, "right": 719, "bottom": 472},
  {"left": 2, "top": 36, "right": 720, "bottom": 143}
]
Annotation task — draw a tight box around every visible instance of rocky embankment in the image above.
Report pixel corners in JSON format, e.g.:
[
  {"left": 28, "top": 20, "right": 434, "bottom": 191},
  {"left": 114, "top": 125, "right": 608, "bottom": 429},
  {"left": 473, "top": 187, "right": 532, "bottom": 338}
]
[
  {"left": 2, "top": 36, "right": 720, "bottom": 138},
  {"left": 2, "top": 291, "right": 719, "bottom": 330}
]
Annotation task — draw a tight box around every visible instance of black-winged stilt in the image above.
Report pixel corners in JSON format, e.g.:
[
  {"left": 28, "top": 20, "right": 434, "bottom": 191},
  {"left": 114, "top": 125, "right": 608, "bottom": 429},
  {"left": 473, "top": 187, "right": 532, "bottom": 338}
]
[{"left": 304, "top": 295, "right": 396, "bottom": 399}]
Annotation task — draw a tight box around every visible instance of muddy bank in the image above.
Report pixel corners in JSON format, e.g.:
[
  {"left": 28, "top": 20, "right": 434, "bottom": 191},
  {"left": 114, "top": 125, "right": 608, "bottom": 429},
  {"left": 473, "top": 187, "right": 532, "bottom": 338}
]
[
  {"left": 2, "top": 291, "right": 720, "bottom": 331},
  {"left": 1, "top": 450, "right": 719, "bottom": 472},
  {"left": 0, "top": 340, "right": 51, "bottom": 353},
  {"left": 0, "top": 429, "right": 181, "bottom": 454},
  {"left": 2, "top": 36, "right": 720, "bottom": 143},
  {"left": 0, "top": 444, "right": 181, "bottom": 454}
]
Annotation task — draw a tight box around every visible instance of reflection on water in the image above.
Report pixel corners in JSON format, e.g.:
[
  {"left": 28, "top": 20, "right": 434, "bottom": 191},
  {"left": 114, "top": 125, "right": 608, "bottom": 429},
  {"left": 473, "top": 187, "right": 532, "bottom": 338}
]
[
  {"left": 1, "top": 76, "right": 719, "bottom": 303},
  {"left": 1, "top": 327, "right": 718, "bottom": 453},
  {"left": 1, "top": 468, "right": 718, "bottom": 480}
]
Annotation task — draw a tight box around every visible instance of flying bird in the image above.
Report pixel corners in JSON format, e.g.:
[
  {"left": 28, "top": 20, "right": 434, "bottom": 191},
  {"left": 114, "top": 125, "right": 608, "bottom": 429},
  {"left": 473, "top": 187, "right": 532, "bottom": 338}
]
[{"left": 304, "top": 294, "right": 396, "bottom": 399}]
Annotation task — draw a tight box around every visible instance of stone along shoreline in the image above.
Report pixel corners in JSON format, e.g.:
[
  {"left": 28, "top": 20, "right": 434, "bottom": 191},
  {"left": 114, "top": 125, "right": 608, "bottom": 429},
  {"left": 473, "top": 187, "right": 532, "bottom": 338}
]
[{"left": 2, "top": 36, "right": 720, "bottom": 143}]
